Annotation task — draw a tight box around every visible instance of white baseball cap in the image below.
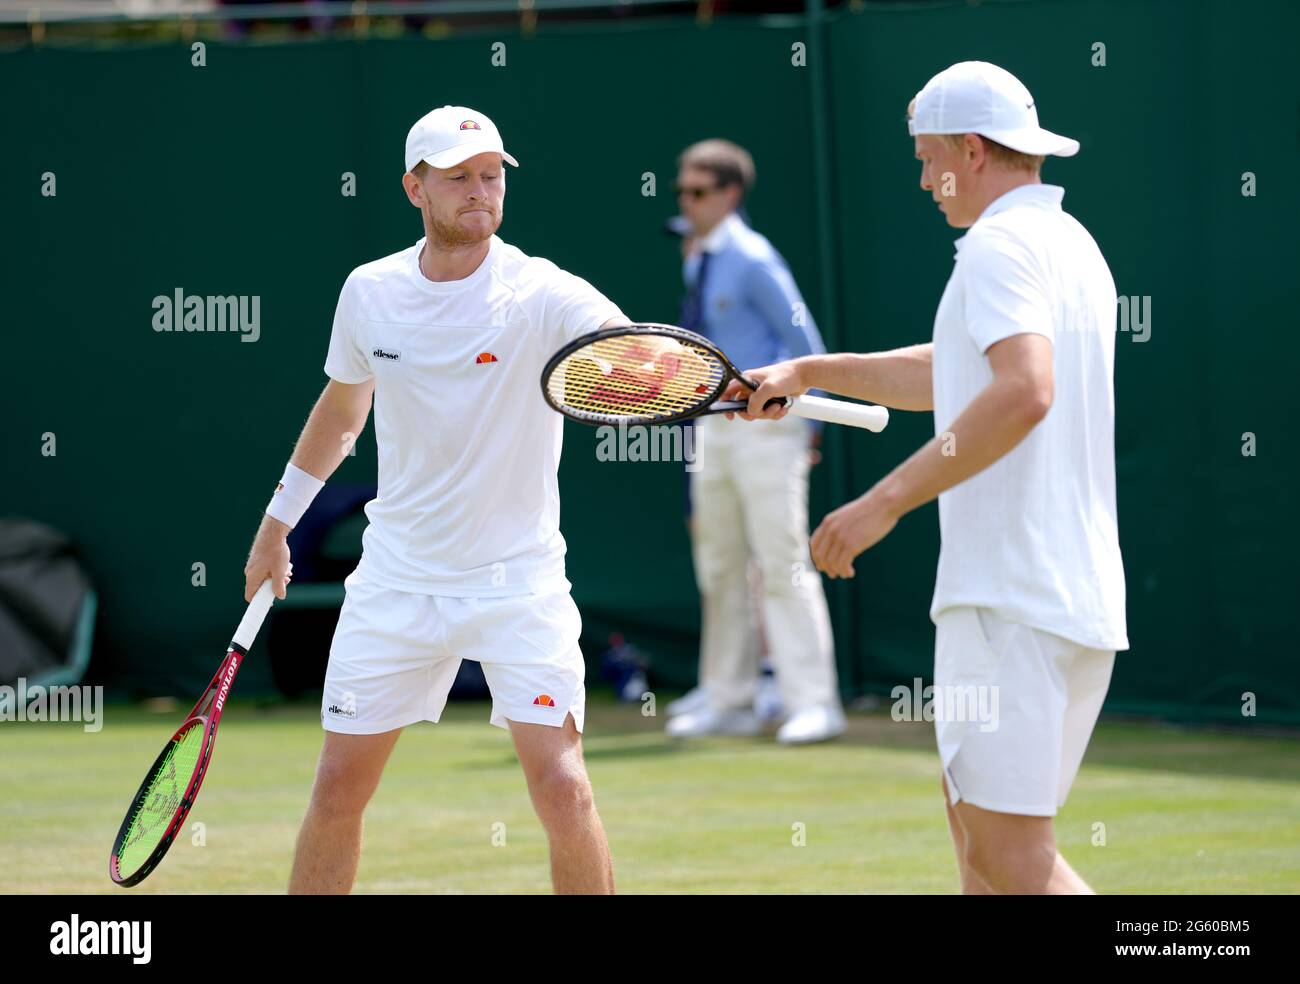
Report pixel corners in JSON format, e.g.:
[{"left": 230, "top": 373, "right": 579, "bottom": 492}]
[
  {"left": 404, "top": 105, "right": 519, "bottom": 172},
  {"left": 908, "top": 61, "right": 1079, "bottom": 158}
]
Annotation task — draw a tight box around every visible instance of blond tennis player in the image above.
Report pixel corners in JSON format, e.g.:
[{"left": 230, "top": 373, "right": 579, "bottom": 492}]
[
  {"left": 244, "top": 106, "right": 628, "bottom": 894},
  {"left": 724, "top": 62, "right": 1127, "bottom": 894}
]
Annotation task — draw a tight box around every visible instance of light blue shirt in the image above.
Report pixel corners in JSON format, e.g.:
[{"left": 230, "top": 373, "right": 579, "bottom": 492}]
[{"left": 684, "top": 213, "right": 827, "bottom": 373}]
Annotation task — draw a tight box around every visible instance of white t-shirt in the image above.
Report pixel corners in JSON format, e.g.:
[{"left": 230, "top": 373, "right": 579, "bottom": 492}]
[
  {"left": 929, "top": 184, "right": 1128, "bottom": 651},
  {"left": 324, "top": 234, "right": 624, "bottom": 597}
]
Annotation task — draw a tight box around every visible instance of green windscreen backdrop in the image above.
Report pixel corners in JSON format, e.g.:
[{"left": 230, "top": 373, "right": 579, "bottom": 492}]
[{"left": 3, "top": 0, "right": 1296, "bottom": 723}]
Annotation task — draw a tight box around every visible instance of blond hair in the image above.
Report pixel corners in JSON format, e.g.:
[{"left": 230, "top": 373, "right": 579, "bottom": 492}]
[{"left": 906, "top": 98, "right": 1045, "bottom": 174}]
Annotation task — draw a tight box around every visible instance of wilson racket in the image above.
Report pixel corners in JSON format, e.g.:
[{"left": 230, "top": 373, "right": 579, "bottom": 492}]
[
  {"left": 109, "top": 578, "right": 278, "bottom": 887},
  {"left": 541, "top": 323, "right": 889, "bottom": 431}
]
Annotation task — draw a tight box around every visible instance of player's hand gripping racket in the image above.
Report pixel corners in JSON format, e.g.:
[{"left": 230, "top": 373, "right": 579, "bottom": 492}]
[
  {"left": 541, "top": 323, "right": 889, "bottom": 431},
  {"left": 109, "top": 578, "right": 278, "bottom": 887}
]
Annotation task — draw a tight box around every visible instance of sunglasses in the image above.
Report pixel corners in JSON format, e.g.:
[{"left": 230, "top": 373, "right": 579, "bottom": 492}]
[{"left": 675, "top": 183, "right": 722, "bottom": 200}]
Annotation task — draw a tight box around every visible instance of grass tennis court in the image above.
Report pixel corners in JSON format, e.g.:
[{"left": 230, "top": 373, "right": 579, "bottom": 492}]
[{"left": 5, "top": 698, "right": 1297, "bottom": 894}]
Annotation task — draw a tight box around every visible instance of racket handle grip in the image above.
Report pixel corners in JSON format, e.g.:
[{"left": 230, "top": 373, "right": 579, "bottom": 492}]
[
  {"left": 787, "top": 394, "right": 889, "bottom": 432},
  {"left": 232, "top": 578, "right": 277, "bottom": 651}
]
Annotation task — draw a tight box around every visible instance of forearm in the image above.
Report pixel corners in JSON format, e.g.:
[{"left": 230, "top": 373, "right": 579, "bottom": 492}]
[
  {"left": 254, "top": 382, "right": 372, "bottom": 542},
  {"left": 805, "top": 334, "right": 1053, "bottom": 580},
  {"left": 286, "top": 383, "right": 373, "bottom": 482},
  {"left": 796, "top": 344, "right": 934, "bottom": 411},
  {"left": 868, "top": 376, "right": 1046, "bottom": 517}
]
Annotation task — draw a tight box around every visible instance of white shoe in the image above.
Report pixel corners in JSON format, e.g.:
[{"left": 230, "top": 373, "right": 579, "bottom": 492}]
[
  {"left": 776, "top": 705, "right": 846, "bottom": 745},
  {"left": 666, "top": 686, "right": 711, "bottom": 718},
  {"left": 666, "top": 706, "right": 762, "bottom": 738}
]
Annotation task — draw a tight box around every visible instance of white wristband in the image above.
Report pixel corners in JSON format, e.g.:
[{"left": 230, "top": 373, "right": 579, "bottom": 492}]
[{"left": 265, "top": 463, "right": 325, "bottom": 530}]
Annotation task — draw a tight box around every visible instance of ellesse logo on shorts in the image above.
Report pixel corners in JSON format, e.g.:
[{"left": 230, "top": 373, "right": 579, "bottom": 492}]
[{"left": 327, "top": 693, "right": 358, "bottom": 719}]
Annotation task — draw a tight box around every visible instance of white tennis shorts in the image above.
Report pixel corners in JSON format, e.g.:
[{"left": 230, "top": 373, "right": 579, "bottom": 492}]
[
  {"left": 933, "top": 607, "right": 1115, "bottom": 817},
  {"left": 321, "top": 571, "right": 586, "bottom": 735}
]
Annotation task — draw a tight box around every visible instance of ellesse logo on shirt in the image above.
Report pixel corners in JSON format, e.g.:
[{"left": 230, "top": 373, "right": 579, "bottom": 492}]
[
  {"left": 475, "top": 352, "right": 499, "bottom": 364},
  {"left": 373, "top": 347, "right": 401, "bottom": 363}
]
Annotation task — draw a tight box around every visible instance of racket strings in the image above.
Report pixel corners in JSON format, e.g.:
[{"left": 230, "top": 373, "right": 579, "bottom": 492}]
[
  {"left": 547, "top": 335, "right": 725, "bottom": 422},
  {"left": 117, "top": 724, "right": 204, "bottom": 876}
]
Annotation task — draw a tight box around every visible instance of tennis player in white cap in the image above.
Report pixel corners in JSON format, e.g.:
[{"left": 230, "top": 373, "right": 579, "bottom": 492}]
[
  {"left": 724, "top": 62, "right": 1128, "bottom": 894},
  {"left": 243, "top": 105, "right": 629, "bottom": 894}
]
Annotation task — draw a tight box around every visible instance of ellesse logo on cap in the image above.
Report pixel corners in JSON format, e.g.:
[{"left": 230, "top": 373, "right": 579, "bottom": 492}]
[{"left": 460, "top": 120, "right": 482, "bottom": 130}]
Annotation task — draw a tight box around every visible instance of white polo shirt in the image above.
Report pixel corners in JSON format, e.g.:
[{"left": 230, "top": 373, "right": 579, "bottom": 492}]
[
  {"left": 324, "top": 234, "right": 624, "bottom": 597},
  {"left": 929, "top": 184, "right": 1128, "bottom": 651}
]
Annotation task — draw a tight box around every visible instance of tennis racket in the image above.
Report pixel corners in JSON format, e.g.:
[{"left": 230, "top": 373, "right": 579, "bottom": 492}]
[
  {"left": 541, "top": 323, "right": 889, "bottom": 431},
  {"left": 109, "top": 577, "right": 278, "bottom": 887}
]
